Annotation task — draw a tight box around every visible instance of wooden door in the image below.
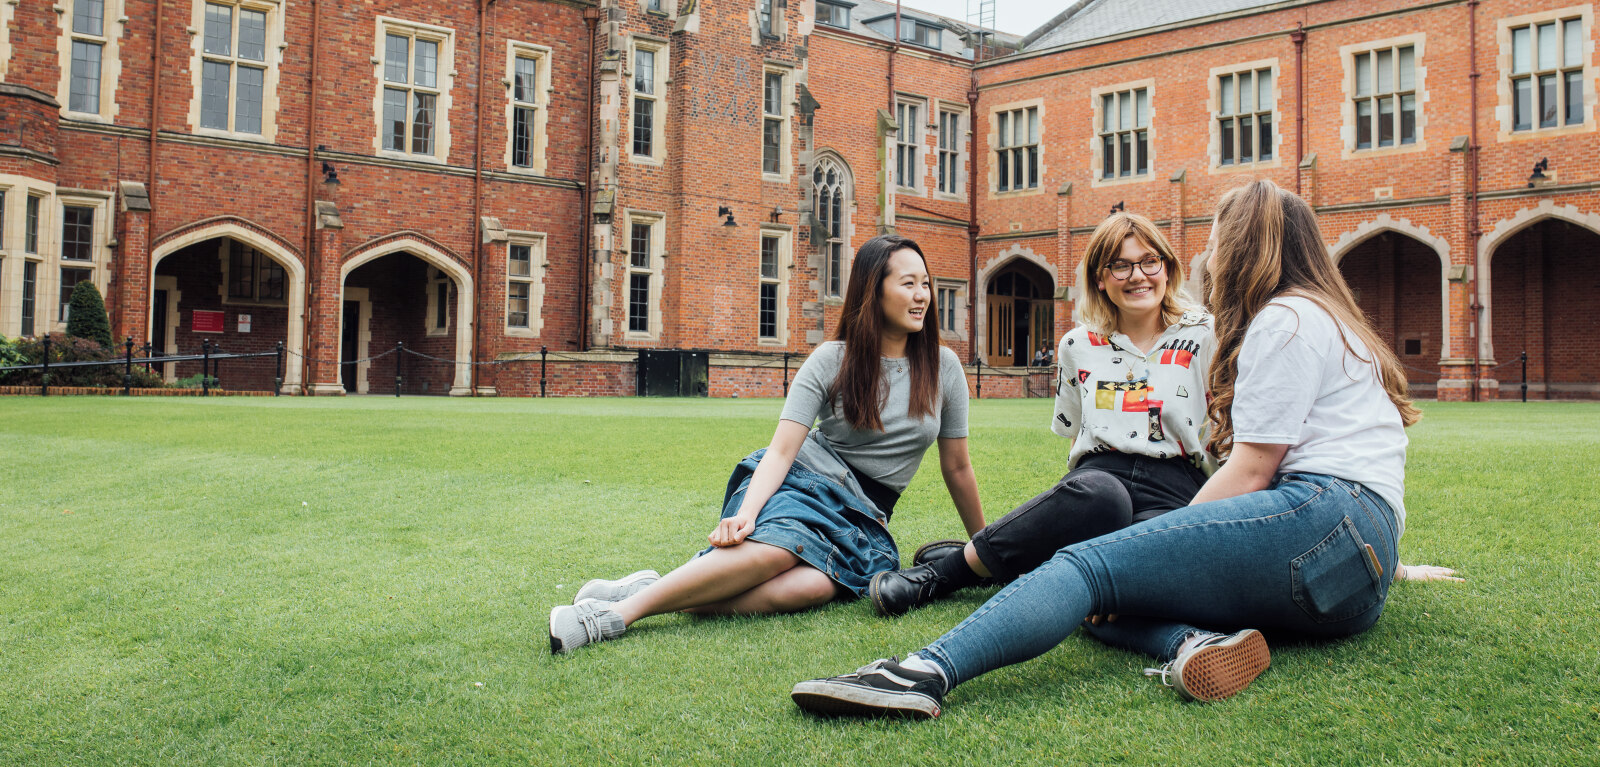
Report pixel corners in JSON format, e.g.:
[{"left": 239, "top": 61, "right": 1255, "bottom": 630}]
[{"left": 986, "top": 296, "right": 1014, "bottom": 367}]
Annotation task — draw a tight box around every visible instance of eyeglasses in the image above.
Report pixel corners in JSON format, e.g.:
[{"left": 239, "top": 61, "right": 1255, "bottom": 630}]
[{"left": 1104, "top": 256, "right": 1164, "bottom": 280}]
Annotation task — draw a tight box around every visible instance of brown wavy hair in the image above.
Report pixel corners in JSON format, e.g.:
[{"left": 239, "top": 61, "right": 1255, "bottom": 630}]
[
  {"left": 1206, "top": 179, "right": 1421, "bottom": 458},
  {"left": 1075, "top": 211, "right": 1195, "bottom": 335},
  {"left": 831, "top": 234, "right": 942, "bottom": 431}
]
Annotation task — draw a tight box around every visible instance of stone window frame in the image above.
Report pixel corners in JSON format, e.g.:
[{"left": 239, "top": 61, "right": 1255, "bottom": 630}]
[
  {"left": 503, "top": 231, "right": 546, "bottom": 338},
  {"left": 49, "top": 190, "right": 112, "bottom": 332},
  {"left": 370, "top": 16, "right": 456, "bottom": 163},
  {"left": 757, "top": 226, "right": 791, "bottom": 345},
  {"left": 936, "top": 278, "right": 968, "bottom": 342},
  {"left": 621, "top": 210, "right": 665, "bottom": 342},
  {"left": 503, "top": 40, "right": 552, "bottom": 175},
  {"left": 1339, "top": 34, "right": 1429, "bottom": 160},
  {"left": 0, "top": 178, "right": 58, "bottom": 338},
  {"left": 185, "top": 0, "right": 285, "bottom": 141},
  {"left": 626, "top": 36, "right": 669, "bottom": 166},
  {"left": 934, "top": 102, "right": 967, "bottom": 200},
  {"left": 989, "top": 97, "right": 1044, "bottom": 199},
  {"left": 0, "top": 0, "right": 16, "bottom": 82},
  {"left": 751, "top": 0, "right": 785, "bottom": 43},
  {"left": 57, "top": 0, "right": 126, "bottom": 122},
  {"left": 424, "top": 266, "right": 451, "bottom": 337},
  {"left": 1089, "top": 79, "right": 1153, "bottom": 187},
  {"left": 811, "top": 154, "right": 853, "bottom": 302},
  {"left": 894, "top": 95, "right": 926, "bottom": 195},
  {"left": 216, "top": 237, "right": 289, "bottom": 307},
  {"left": 761, "top": 64, "right": 793, "bottom": 181},
  {"left": 1208, "top": 59, "right": 1282, "bottom": 171},
  {"left": 1495, "top": 6, "right": 1595, "bottom": 142}
]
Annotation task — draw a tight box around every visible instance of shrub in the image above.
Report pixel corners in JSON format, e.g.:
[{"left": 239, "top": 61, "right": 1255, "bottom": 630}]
[
  {"left": 66, "top": 282, "right": 114, "bottom": 349},
  {"left": 2, "top": 333, "right": 163, "bottom": 389}
]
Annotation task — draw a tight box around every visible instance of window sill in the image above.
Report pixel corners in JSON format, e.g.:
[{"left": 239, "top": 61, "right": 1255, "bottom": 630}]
[
  {"left": 60, "top": 110, "right": 111, "bottom": 124},
  {"left": 1499, "top": 122, "right": 1595, "bottom": 142},
  {"left": 629, "top": 154, "right": 665, "bottom": 167},
  {"left": 757, "top": 337, "right": 787, "bottom": 347},
  {"left": 504, "top": 164, "right": 551, "bottom": 177},
  {"left": 990, "top": 186, "right": 1043, "bottom": 199},
  {"left": 762, "top": 172, "right": 790, "bottom": 184},
  {"left": 191, "top": 126, "right": 274, "bottom": 145},
  {"left": 932, "top": 192, "right": 965, "bottom": 203},
  {"left": 1090, "top": 173, "right": 1152, "bottom": 188},
  {"left": 895, "top": 186, "right": 924, "bottom": 197},
  {"left": 505, "top": 326, "right": 540, "bottom": 338},
  {"left": 823, "top": 296, "right": 844, "bottom": 306},
  {"left": 623, "top": 331, "right": 659, "bottom": 343},
  {"left": 1209, "top": 156, "right": 1284, "bottom": 174},
  {"left": 426, "top": 328, "right": 450, "bottom": 338},
  {"left": 378, "top": 148, "right": 445, "bottom": 165},
  {"left": 1341, "top": 141, "right": 1426, "bottom": 161}
]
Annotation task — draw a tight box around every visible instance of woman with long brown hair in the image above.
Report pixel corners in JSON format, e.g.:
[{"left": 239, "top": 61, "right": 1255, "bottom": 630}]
[
  {"left": 792, "top": 179, "right": 1429, "bottom": 717},
  {"left": 551, "top": 234, "right": 983, "bottom": 653}
]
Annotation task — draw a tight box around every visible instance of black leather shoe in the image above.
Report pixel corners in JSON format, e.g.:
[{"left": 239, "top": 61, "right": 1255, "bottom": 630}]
[
  {"left": 912, "top": 539, "right": 966, "bottom": 567},
  {"left": 869, "top": 563, "right": 946, "bottom": 617}
]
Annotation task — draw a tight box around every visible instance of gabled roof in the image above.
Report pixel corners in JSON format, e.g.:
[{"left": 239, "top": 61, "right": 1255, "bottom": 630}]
[
  {"left": 1021, "top": 0, "right": 1288, "bottom": 52},
  {"left": 818, "top": 0, "right": 1023, "bottom": 60}
]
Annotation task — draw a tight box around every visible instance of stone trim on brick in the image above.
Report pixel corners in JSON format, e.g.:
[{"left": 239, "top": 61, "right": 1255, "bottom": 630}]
[
  {"left": 1338, "top": 33, "right": 1429, "bottom": 161},
  {"left": 184, "top": 0, "right": 286, "bottom": 143},
  {"left": 0, "top": 0, "right": 15, "bottom": 82},
  {"left": 502, "top": 39, "right": 553, "bottom": 176},
  {"left": 370, "top": 16, "right": 457, "bottom": 164},
  {"left": 1206, "top": 58, "right": 1283, "bottom": 173},
  {"left": 56, "top": 0, "right": 125, "bottom": 122},
  {"left": 341, "top": 235, "right": 474, "bottom": 396},
  {"left": 1088, "top": 79, "right": 1153, "bottom": 188},
  {"left": 975, "top": 243, "right": 1059, "bottom": 362},
  {"left": 1493, "top": 5, "right": 1596, "bottom": 143}
]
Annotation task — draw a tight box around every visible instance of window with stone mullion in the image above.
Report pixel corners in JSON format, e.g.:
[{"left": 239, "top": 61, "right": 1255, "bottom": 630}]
[
  {"left": 759, "top": 236, "right": 779, "bottom": 339},
  {"left": 201, "top": 2, "right": 268, "bottom": 134},
  {"left": 62, "top": 206, "right": 95, "bottom": 262},
  {"left": 937, "top": 110, "right": 960, "bottom": 194},
  {"left": 996, "top": 107, "right": 1038, "bottom": 192},
  {"left": 895, "top": 101, "right": 920, "bottom": 188},
  {"left": 1354, "top": 46, "right": 1416, "bottom": 149},
  {"left": 628, "top": 222, "right": 652, "bottom": 333},
  {"left": 383, "top": 32, "right": 440, "bottom": 155},
  {"left": 1511, "top": 19, "right": 1585, "bottom": 131},
  {"left": 1219, "top": 68, "right": 1273, "bottom": 165},
  {"left": 763, "top": 72, "right": 784, "bottom": 174},
  {"left": 814, "top": 163, "right": 846, "bottom": 296},
  {"left": 1099, "top": 89, "right": 1148, "bottom": 179}
]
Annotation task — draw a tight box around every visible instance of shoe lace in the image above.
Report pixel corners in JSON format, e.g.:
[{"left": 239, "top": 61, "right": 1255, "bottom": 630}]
[
  {"left": 577, "top": 606, "right": 604, "bottom": 641},
  {"left": 1143, "top": 664, "right": 1175, "bottom": 688}
]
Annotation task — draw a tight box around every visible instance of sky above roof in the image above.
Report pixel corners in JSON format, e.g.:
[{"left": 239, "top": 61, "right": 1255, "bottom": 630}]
[{"left": 894, "top": 0, "right": 1064, "bottom": 37}]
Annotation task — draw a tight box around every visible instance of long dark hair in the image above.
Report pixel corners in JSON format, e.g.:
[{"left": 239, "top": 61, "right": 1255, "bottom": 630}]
[
  {"left": 832, "top": 234, "right": 943, "bottom": 431},
  {"left": 1206, "top": 179, "right": 1420, "bottom": 458}
]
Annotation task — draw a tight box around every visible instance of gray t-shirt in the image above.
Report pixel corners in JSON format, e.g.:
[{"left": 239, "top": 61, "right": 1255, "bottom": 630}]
[{"left": 779, "top": 341, "right": 969, "bottom": 493}]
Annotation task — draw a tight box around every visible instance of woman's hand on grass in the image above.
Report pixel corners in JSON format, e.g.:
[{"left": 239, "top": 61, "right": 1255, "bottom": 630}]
[
  {"left": 708, "top": 514, "right": 757, "bottom": 548},
  {"left": 1397, "top": 563, "right": 1464, "bottom": 583}
]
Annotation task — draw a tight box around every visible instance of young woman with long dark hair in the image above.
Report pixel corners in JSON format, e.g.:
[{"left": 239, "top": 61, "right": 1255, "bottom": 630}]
[
  {"left": 551, "top": 234, "right": 984, "bottom": 652},
  {"left": 790, "top": 179, "right": 1433, "bottom": 716}
]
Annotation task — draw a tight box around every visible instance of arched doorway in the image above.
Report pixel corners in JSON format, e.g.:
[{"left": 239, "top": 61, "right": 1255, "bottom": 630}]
[
  {"left": 1489, "top": 219, "right": 1600, "bottom": 399},
  {"left": 984, "top": 259, "right": 1053, "bottom": 367},
  {"left": 340, "top": 238, "right": 473, "bottom": 396},
  {"left": 150, "top": 224, "right": 305, "bottom": 392},
  {"left": 1336, "top": 232, "right": 1444, "bottom": 396}
]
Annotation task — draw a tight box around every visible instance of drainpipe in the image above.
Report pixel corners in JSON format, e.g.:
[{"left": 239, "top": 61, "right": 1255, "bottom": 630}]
[
  {"left": 579, "top": 6, "right": 599, "bottom": 352},
  {"left": 147, "top": 0, "right": 165, "bottom": 235},
  {"left": 471, "top": 0, "right": 494, "bottom": 394},
  {"left": 301, "top": 0, "right": 323, "bottom": 394},
  {"left": 1291, "top": 25, "right": 1305, "bottom": 195},
  {"left": 967, "top": 40, "right": 980, "bottom": 365},
  {"left": 888, "top": 1, "right": 900, "bottom": 114},
  {"left": 1467, "top": 0, "right": 1482, "bottom": 401}
]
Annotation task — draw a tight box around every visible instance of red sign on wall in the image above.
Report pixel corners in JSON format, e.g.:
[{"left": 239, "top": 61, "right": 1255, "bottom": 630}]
[{"left": 192, "top": 309, "right": 225, "bottom": 334}]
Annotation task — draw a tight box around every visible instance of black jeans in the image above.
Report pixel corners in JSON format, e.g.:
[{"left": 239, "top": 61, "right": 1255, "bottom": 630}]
[{"left": 970, "top": 452, "right": 1209, "bottom": 581}]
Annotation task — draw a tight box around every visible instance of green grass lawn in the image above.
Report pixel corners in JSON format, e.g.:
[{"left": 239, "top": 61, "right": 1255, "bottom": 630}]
[{"left": 1, "top": 396, "right": 1596, "bottom": 765}]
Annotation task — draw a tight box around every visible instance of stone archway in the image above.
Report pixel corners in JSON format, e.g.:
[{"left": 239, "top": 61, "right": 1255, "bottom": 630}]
[
  {"left": 150, "top": 219, "right": 306, "bottom": 392},
  {"left": 1477, "top": 200, "right": 1600, "bottom": 366},
  {"left": 1485, "top": 215, "right": 1600, "bottom": 399},
  {"left": 1328, "top": 213, "right": 1453, "bottom": 362},
  {"left": 976, "top": 244, "right": 1059, "bottom": 367},
  {"left": 341, "top": 236, "right": 474, "bottom": 396}
]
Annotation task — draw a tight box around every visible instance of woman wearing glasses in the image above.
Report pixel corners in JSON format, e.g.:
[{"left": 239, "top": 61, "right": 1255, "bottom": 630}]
[
  {"left": 869, "top": 213, "right": 1236, "bottom": 678},
  {"left": 793, "top": 180, "right": 1445, "bottom": 718}
]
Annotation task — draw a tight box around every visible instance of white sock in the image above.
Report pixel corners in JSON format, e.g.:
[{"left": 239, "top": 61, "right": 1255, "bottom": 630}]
[{"left": 899, "top": 653, "right": 948, "bottom": 687}]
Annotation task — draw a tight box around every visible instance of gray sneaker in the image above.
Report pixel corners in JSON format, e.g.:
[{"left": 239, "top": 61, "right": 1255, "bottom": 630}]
[
  {"left": 573, "top": 570, "right": 660, "bottom": 604},
  {"left": 549, "top": 599, "right": 626, "bottom": 654}
]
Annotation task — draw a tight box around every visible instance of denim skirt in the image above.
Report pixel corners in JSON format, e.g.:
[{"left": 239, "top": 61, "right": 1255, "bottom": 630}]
[{"left": 703, "top": 448, "right": 900, "bottom": 597}]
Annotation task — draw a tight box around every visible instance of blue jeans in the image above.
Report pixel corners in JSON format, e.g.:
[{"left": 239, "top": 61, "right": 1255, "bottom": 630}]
[{"left": 921, "top": 473, "right": 1400, "bottom": 688}]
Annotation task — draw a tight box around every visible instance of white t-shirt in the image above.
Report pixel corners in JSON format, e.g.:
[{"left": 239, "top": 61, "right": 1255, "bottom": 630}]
[
  {"left": 1231, "top": 296, "right": 1408, "bottom": 533},
  {"left": 1052, "top": 309, "right": 1219, "bottom": 476}
]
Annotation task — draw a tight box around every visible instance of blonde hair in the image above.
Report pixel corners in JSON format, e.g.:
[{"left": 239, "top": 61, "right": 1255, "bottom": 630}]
[
  {"left": 1205, "top": 180, "right": 1421, "bottom": 459},
  {"left": 1075, "top": 212, "right": 1194, "bottom": 335}
]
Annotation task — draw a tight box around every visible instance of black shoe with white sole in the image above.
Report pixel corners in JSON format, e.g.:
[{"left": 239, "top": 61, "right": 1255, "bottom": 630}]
[{"left": 791, "top": 658, "right": 946, "bottom": 719}]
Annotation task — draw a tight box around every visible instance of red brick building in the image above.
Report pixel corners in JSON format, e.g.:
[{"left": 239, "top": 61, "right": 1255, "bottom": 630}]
[{"left": 1, "top": 0, "right": 1594, "bottom": 399}]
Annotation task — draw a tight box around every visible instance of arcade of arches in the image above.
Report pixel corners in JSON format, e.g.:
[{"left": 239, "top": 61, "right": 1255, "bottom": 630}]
[
  {"left": 152, "top": 236, "right": 293, "bottom": 391},
  {"left": 1337, "top": 232, "right": 1443, "bottom": 397}
]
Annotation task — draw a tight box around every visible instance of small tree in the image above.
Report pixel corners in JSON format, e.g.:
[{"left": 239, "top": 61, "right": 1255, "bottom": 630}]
[{"left": 66, "top": 281, "right": 114, "bottom": 349}]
